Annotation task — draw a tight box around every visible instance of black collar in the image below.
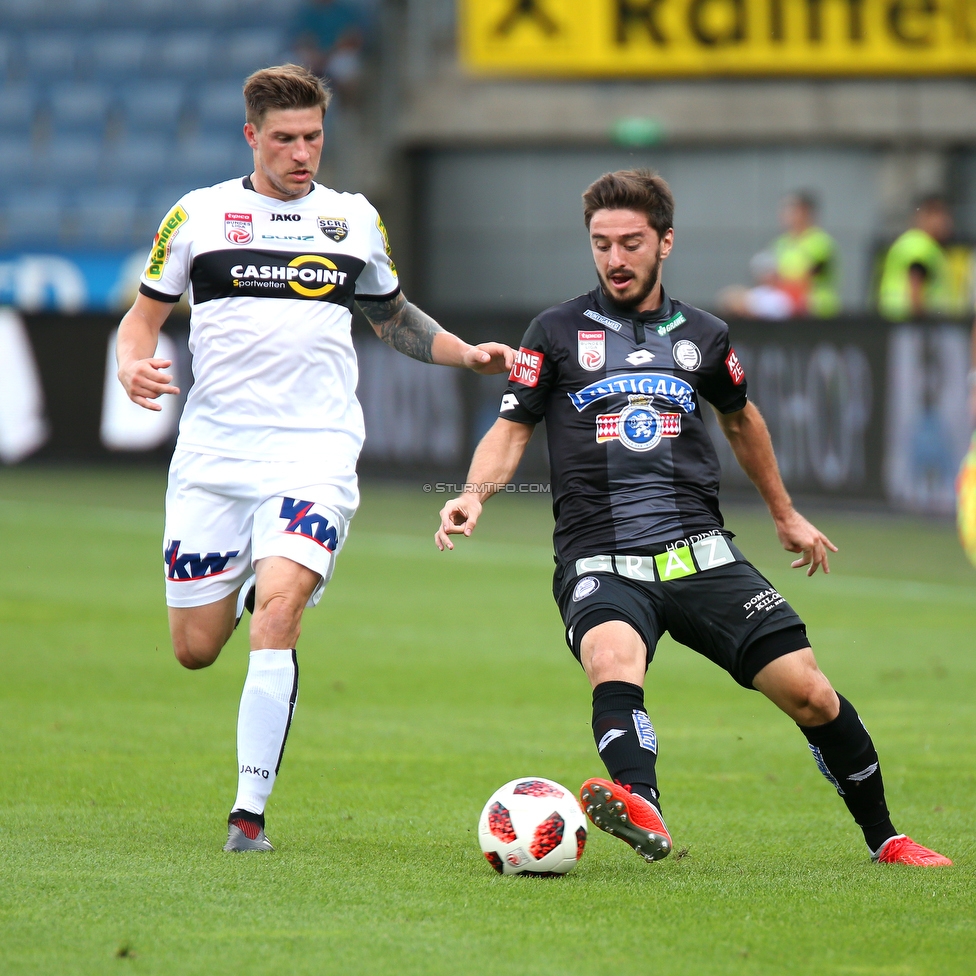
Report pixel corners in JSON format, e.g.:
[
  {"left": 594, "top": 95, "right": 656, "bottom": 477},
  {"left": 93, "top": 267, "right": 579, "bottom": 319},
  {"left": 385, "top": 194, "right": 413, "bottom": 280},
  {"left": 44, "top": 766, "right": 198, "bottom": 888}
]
[
  {"left": 593, "top": 285, "right": 674, "bottom": 324},
  {"left": 241, "top": 174, "right": 317, "bottom": 198}
]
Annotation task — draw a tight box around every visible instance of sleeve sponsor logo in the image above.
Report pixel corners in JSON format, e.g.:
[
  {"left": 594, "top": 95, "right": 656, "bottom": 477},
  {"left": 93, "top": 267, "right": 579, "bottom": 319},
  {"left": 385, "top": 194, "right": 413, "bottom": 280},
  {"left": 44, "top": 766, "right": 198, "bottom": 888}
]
[
  {"left": 318, "top": 216, "right": 349, "bottom": 242},
  {"left": 224, "top": 212, "right": 253, "bottom": 245},
  {"left": 145, "top": 204, "right": 188, "bottom": 281},
  {"left": 578, "top": 330, "right": 605, "bottom": 371},
  {"left": 569, "top": 372, "right": 695, "bottom": 413},
  {"left": 375, "top": 214, "right": 398, "bottom": 276},
  {"left": 500, "top": 392, "right": 519, "bottom": 412},
  {"left": 510, "top": 346, "right": 544, "bottom": 387},
  {"left": 726, "top": 348, "right": 745, "bottom": 385}
]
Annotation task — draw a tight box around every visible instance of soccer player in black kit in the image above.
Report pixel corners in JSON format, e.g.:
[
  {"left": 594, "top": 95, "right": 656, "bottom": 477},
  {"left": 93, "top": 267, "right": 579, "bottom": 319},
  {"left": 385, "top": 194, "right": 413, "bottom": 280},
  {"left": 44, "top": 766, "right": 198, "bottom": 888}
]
[{"left": 435, "top": 170, "right": 950, "bottom": 867}]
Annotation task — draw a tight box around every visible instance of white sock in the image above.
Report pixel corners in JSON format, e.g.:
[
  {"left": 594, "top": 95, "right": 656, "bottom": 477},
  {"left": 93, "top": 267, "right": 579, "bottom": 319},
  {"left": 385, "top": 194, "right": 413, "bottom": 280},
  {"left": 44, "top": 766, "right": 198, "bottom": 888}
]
[{"left": 232, "top": 648, "right": 298, "bottom": 816}]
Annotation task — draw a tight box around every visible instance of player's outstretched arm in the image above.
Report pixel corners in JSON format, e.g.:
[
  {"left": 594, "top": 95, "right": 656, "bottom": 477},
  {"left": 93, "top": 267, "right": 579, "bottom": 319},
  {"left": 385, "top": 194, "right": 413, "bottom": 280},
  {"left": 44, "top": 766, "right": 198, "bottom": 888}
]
[
  {"left": 715, "top": 401, "right": 838, "bottom": 575},
  {"left": 435, "top": 418, "right": 534, "bottom": 551},
  {"left": 358, "top": 292, "right": 514, "bottom": 374},
  {"left": 116, "top": 293, "right": 180, "bottom": 412}
]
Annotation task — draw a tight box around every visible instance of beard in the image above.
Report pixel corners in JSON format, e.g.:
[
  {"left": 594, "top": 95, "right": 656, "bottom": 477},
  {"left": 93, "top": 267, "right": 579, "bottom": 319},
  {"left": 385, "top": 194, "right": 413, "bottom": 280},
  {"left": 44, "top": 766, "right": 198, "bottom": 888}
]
[{"left": 599, "top": 249, "right": 662, "bottom": 310}]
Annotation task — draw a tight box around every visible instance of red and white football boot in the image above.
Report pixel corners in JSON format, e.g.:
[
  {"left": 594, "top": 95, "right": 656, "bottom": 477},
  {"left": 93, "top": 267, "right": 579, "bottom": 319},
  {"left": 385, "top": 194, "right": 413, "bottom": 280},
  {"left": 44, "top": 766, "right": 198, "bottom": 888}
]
[
  {"left": 872, "top": 835, "right": 952, "bottom": 866},
  {"left": 579, "top": 778, "right": 671, "bottom": 862}
]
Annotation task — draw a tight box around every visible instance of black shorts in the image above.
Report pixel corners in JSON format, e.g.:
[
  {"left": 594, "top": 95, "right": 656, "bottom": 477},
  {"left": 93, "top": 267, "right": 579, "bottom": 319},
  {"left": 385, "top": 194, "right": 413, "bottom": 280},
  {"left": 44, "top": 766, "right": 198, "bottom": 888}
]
[{"left": 554, "top": 545, "right": 809, "bottom": 689}]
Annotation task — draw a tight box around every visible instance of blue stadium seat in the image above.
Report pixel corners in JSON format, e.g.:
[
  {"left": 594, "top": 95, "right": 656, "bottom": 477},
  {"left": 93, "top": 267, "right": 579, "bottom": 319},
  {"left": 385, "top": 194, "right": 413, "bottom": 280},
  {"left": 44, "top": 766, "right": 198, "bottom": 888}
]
[
  {"left": 120, "top": 82, "right": 185, "bottom": 135},
  {"left": 0, "top": 85, "right": 37, "bottom": 134},
  {"left": 90, "top": 30, "right": 150, "bottom": 78},
  {"left": 45, "top": 134, "right": 103, "bottom": 182},
  {"left": 66, "top": 186, "right": 138, "bottom": 246},
  {"left": 0, "top": 34, "right": 13, "bottom": 81},
  {"left": 0, "top": 0, "right": 50, "bottom": 21},
  {"left": 149, "top": 183, "right": 200, "bottom": 214},
  {"left": 196, "top": 81, "right": 245, "bottom": 131},
  {"left": 222, "top": 29, "right": 286, "bottom": 74},
  {"left": 134, "top": 184, "right": 199, "bottom": 243},
  {"left": 25, "top": 33, "right": 79, "bottom": 79},
  {"left": 1, "top": 188, "right": 64, "bottom": 245},
  {"left": 49, "top": 83, "right": 112, "bottom": 135},
  {"left": 175, "top": 134, "right": 250, "bottom": 185},
  {"left": 66, "top": 0, "right": 114, "bottom": 18},
  {"left": 156, "top": 32, "right": 215, "bottom": 78},
  {"left": 0, "top": 137, "right": 31, "bottom": 181},
  {"left": 115, "top": 135, "right": 170, "bottom": 186}
]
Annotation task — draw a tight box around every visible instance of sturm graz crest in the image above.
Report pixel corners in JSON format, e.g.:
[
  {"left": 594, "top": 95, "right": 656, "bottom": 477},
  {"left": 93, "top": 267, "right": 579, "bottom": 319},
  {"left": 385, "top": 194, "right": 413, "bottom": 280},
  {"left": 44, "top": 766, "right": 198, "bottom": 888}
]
[{"left": 318, "top": 217, "right": 348, "bottom": 242}]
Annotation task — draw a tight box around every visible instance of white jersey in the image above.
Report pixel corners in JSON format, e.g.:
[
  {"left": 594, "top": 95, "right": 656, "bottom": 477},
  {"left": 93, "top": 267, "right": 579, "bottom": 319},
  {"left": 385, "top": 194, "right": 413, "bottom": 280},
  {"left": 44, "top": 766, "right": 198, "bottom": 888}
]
[{"left": 140, "top": 176, "right": 399, "bottom": 463}]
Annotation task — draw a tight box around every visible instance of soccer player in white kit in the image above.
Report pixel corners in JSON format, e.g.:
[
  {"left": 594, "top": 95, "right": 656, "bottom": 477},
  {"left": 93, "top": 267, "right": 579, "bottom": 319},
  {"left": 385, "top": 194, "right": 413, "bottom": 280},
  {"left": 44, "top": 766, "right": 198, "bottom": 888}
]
[{"left": 116, "top": 65, "right": 513, "bottom": 851}]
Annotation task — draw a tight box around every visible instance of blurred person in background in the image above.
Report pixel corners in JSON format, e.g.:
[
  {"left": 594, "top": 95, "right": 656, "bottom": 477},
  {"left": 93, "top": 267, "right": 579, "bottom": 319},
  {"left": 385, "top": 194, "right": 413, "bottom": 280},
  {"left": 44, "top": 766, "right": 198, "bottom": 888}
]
[
  {"left": 771, "top": 191, "right": 840, "bottom": 318},
  {"left": 717, "top": 250, "right": 797, "bottom": 320},
  {"left": 291, "top": 0, "right": 366, "bottom": 103},
  {"left": 971, "top": 318, "right": 976, "bottom": 424},
  {"left": 878, "top": 196, "right": 953, "bottom": 321}
]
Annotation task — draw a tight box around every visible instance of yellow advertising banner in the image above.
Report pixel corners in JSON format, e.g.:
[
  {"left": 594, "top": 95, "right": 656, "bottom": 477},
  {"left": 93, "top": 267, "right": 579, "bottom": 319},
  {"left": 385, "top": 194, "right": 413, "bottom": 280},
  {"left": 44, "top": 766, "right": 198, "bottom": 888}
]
[{"left": 461, "top": 0, "right": 976, "bottom": 76}]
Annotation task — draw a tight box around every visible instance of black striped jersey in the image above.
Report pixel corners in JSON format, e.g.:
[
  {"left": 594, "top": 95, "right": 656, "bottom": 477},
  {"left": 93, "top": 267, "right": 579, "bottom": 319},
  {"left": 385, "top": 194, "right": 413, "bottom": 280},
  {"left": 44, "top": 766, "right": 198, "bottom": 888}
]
[
  {"left": 139, "top": 176, "right": 399, "bottom": 463},
  {"left": 499, "top": 288, "right": 748, "bottom": 566}
]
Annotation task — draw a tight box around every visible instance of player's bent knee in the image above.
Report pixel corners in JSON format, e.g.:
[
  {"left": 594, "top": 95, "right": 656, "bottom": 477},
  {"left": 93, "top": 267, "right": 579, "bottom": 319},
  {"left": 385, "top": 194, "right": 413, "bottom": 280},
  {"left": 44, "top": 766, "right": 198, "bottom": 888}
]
[
  {"left": 786, "top": 670, "right": 839, "bottom": 725},
  {"left": 580, "top": 620, "right": 646, "bottom": 685},
  {"left": 168, "top": 602, "right": 235, "bottom": 670},
  {"left": 173, "top": 641, "right": 221, "bottom": 670}
]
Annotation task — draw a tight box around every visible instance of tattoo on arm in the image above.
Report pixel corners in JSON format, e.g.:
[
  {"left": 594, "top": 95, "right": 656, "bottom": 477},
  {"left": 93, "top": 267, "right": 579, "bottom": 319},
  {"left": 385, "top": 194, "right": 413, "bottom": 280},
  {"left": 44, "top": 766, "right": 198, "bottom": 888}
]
[{"left": 358, "top": 292, "right": 444, "bottom": 363}]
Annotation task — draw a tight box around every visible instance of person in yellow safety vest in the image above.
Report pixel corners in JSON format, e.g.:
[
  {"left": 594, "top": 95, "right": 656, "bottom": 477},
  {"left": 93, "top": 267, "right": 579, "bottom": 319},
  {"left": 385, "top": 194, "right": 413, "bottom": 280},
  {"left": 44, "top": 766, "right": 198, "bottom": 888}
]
[
  {"left": 772, "top": 191, "right": 841, "bottom": 318},
  {"left": 878, "top": 196, "right": 953, "bottom": 321}
]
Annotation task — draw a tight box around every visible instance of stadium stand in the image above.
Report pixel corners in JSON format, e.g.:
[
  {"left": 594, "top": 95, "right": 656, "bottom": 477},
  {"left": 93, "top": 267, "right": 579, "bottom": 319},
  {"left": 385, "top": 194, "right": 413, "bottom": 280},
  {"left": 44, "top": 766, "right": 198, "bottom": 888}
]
[{"left": 0, "top": 0, "right": 297, "bottom": 250}]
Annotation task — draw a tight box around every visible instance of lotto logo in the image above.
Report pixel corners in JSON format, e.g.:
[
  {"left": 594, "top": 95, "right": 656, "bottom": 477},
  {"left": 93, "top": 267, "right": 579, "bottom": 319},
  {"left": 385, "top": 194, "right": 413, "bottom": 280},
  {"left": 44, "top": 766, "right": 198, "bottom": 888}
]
[
  {"left": 726, "top": 348, "right": 745, "bottom": 385},
  {"left": 164, "top": 540, "right": 240, "bottom": 581},
  {"left": 280, "top": 497, "right": 338, "bottom": 551},
  {"left": 510, "top": 347, "right": 544, "bottom": 387}
]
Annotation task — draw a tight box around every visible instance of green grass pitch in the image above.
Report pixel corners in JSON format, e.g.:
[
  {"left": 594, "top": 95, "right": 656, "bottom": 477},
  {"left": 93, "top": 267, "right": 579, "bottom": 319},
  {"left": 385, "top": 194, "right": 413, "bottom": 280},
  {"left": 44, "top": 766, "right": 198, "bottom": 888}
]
[{"left": 1, "top": 467, "right": 974, "bottom": 975}]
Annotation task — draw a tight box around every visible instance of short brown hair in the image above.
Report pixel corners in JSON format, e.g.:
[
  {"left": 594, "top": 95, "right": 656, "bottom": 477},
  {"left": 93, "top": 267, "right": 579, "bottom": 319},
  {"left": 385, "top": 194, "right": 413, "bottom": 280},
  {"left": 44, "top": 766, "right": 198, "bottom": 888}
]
[
  {"left": 582, "top": 169, "right": 674, "bottom": 237},
  {"left": 243, "top": 64, "right": 331, "bottom": 127}
]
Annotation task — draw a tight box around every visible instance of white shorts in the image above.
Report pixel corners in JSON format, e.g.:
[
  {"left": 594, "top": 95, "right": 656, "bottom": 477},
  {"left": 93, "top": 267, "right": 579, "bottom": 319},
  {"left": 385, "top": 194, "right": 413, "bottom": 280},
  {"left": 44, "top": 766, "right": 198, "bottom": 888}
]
[{"left": 163, "top": 450, "right": 359, "bottom": 609}]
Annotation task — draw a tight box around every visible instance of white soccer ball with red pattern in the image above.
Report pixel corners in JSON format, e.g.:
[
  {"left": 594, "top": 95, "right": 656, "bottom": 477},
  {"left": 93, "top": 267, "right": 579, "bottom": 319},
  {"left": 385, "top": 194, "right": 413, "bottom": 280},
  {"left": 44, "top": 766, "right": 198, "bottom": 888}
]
[{"left": 478, "top": 777, "right": 587, "bottom": 876}]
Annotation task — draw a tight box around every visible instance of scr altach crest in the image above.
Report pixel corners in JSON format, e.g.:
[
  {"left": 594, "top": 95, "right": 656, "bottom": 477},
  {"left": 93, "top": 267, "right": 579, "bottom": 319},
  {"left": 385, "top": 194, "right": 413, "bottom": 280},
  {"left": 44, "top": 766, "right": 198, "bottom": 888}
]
[
  {"left": 224, "top": 212, "right": 253, "bottom": 245},
  {"left": 596, "top": 395, "right": 681, "bottom": 452},
  {"left": 318, "top": 216, "right": 349, "bottom": 242}
]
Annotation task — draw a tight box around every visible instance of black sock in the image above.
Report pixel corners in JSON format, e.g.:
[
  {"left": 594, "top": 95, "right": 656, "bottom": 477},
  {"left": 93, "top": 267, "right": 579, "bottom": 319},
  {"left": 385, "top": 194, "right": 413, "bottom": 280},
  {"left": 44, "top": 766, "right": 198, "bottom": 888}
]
[
  {"left": 591, "top": 681, "right": 661, "bottom": 812},
  {"left": 799, "top": 694, "right": 897, "bottom": 852}
]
